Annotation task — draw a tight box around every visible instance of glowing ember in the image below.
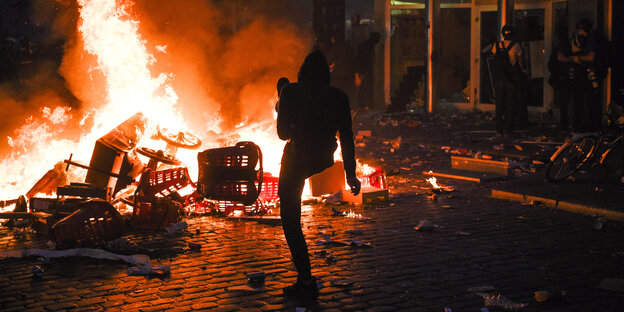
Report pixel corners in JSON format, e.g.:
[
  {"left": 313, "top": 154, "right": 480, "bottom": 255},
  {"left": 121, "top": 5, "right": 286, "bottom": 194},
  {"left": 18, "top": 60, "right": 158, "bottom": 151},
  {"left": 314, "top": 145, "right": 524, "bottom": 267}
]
[{"left": 426, "top": 177, "right": 440, "bottom": 189}]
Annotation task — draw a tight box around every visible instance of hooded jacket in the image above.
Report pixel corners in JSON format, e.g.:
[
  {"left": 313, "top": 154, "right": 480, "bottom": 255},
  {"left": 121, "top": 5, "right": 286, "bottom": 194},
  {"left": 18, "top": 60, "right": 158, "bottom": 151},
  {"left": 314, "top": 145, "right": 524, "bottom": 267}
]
[{"left": 277, "top": 51, "right": 356, "bottom": 178}]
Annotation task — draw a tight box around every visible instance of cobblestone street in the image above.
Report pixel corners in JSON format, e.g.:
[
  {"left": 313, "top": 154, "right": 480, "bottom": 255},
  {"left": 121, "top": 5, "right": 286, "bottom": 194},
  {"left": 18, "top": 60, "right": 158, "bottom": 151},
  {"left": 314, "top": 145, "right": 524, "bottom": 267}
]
[{"left": 1, "top": 111, "right": 623, "bottom": 311}]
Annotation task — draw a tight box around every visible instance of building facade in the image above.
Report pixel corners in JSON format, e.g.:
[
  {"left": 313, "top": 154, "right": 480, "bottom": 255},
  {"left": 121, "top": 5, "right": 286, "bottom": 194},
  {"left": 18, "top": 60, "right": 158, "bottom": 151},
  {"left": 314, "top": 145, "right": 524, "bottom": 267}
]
[{"left": 371, "top": 0, "right": 619, "bottom": 117}]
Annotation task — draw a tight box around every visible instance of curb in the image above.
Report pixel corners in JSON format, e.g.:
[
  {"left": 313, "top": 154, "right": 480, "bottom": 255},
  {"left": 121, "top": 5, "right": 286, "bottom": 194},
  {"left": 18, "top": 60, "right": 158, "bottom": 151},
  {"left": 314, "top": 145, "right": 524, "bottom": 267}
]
[{"left": 491, "top": 189, "right": 624, "bottom": 222}]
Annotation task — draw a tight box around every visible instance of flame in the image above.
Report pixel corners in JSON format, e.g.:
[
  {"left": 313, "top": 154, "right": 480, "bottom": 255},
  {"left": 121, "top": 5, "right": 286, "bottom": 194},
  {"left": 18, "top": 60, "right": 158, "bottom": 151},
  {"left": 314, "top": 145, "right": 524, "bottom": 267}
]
[
  {"left": 426, "top": 177, "right": 440, "bottom": 189},
  {"left": 0, "top": 0, "right": 307, "bottom": 206}
]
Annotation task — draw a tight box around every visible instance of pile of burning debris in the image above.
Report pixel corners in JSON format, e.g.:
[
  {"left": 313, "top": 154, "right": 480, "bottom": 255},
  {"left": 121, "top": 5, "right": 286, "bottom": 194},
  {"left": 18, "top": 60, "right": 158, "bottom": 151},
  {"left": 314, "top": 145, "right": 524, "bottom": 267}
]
[
  {"left": 0, "top": 113, "right": 278, "bottom": 249},
  {"left": 1, "top": 113, "right": 389, "bottom": 250}
]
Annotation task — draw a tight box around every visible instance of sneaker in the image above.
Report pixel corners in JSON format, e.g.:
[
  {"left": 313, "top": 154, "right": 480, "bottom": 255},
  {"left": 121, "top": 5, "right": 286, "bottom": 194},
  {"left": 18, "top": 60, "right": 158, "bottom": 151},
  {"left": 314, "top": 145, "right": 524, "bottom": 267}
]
[{"left": 283, "top": 277, "right": 319, "bottom": 298}]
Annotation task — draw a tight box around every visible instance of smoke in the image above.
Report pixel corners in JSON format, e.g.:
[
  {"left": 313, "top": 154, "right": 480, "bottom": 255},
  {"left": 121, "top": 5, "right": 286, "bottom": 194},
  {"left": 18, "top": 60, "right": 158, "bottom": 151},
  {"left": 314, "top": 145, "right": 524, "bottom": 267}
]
[
  {"left": 1, "top": 0, "right": 311, "bottom": 156},
  {"left": 129, "top": 0, "right": 311, "bottom": 134},
  {"left": 0, "top": 0, "right": 81, "bottom": 158}
]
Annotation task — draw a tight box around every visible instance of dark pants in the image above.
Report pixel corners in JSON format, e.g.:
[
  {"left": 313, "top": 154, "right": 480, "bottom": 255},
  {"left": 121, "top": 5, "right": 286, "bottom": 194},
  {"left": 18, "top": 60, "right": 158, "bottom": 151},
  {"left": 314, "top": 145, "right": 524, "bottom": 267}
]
[
  {"left": 494, "top": 80, "right": 516, "bottom": 134},
  {"left": 557, "top": 84, "right": 571, "bottom": 130},
  {"left": 278, "top": 149, "right": 312, "bottom": 282},
  {"left": 570, "top": 78, "right": 602, "bottom": 132}
]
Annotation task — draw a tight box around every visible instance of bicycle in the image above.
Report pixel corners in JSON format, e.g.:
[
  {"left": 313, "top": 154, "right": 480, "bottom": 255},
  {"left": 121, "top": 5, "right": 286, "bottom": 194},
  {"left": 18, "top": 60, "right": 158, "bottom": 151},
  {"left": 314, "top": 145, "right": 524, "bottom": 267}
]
[{"left": 546, "top": 105, "right": 624, "bottom": 182}]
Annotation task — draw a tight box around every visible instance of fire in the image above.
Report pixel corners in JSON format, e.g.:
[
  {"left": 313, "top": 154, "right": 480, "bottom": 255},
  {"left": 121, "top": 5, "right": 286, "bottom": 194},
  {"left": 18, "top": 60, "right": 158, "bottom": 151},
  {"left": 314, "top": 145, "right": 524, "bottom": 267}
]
[
  {"left": 0, "top": 0, "right": 295, "bottom": 207},
  {"left": 426, "top": 176, "right": 440, "bottom": 189}
]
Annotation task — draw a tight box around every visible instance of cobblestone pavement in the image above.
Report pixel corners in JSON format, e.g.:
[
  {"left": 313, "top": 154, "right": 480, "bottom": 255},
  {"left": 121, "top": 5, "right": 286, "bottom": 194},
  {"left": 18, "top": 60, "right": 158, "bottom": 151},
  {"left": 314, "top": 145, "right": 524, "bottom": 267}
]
[{"left": 1, "top": 111, "right": 623, "bottom": 311}]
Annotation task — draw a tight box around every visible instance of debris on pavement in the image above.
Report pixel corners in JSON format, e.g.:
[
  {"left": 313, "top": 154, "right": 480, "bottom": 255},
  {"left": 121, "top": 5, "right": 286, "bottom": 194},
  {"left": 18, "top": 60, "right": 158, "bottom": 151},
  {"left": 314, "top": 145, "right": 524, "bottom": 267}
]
[
  {"left": 165, "top": 221, "right": 188, "bottom": 234},
  {"left": 32, "top": 265, "right": 44, "bottom": 277},
  {"left": 0, "top": 248, "right": 150, "bottom": 266},
  {"left": 246, "top": 271, "right": 266, "bottom": 283},
  {"left": 350, "top": 239, "right": 373, "bottom": 248},
  {"left": 414, "top": 220, "right": 437, "bottom": 231},
  {"left": 598, "top": 278, "right": 624, "bottom": 292},
  {"left": 331, "top": 206, "right": 346, "bottom": 216},
  {"left": 592, "top": 217, "right": 607, "bottom": 230},
  {"left": 228, "top": 285, "right": 265, "bottom": 292},
  {"left": 188, "top": 242, "right": 202, "bottom": 251},
  {"left": 324, "top": 191, "right": 343, "bottom": 204},
  {"left": 468, "top": 285, "right": 528, "bottom": 310},
  {"left": 128, "top": 263, "right": 171, "bottom": 276},
  {"left": 534, "top": 289, "right": 566, "bottom": 302},
  {"left": 331, "top": 278, "right": 354, "bottom": 287}
]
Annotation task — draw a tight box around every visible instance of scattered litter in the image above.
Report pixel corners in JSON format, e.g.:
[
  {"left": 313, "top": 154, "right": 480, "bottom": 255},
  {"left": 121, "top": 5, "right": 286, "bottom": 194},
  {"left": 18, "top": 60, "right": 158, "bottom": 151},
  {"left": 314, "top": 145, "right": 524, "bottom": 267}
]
[
  {"left": 514, "top": 145, "right": 523, "bottom": 151},
  {"left": 325, "top": 192, "right": 343, "bottom": 204},
  {"left": 350, "top": 239, "right": 373, "bottom": 248},
  {"left": 188, "top": 242, "right": 202, "bottom": 251},
  {"left": 358, "top": 130, "right": 372, "bottom": 137},
  {"left": 128, "top": 263, "right": 170, "bottom": 276},
  {"left": 414, "top": 220, "right": 437, "bottom": 231},
  {"left": 532, "top": 160, "right": 544, "bottom": 165},
  {"left": 598, "top": 278, "right": 624, "bottom": 292},
  {"left": 508, "top": 160, "right": 534, "bottom": 173},
  {"left": 469, "top": 285, "right": 527, "bottom": 310},
  {"left": 493, "top": 144, "right": 504, "bottom": 150},
  {"left": 32, "top": 265, "right": 44, "bottom": 278},
  {"left": 534, "top": 289, "right": 566, "bottom": 302},
  {"left": 457, "top": 231, "right": 472, "bottom": 236},
  {"left": 317, "top": 224, "right": 332, "bottom": 229},
  {"left": 331, "top": 278, "right": 354, "bottom": 287},
  {"left": 442, "top": 205, "right": 453, "bottom": 209},
  {"left": 592, "top": 217, "right": 607, "bottom": 230},
  {"left": 165, "top": 221, "right": 188, "bottom": 234},
  {"left": 246, "top": 271, "right": 266, "bottom": 283},
  {"left": 0, "top": 248, "right": 149, "bottom": 266},
  {"left": 331, "top": 206, "right": 346, "bottom": 216},
  {"left": 429, "top": 193, "right": 438, "bottom": 201},
  {"left": 229, "top": 285, "right": 264, "bottom": 292}
]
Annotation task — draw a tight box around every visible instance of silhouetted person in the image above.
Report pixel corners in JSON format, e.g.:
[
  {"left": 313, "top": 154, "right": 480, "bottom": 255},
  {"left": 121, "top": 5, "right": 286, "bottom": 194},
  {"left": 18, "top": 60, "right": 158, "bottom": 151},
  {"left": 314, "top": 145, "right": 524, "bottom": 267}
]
[
  {"left": 356, "top": 31, "right": 381, "bottom": 109},
  {"left": 491, "top": 25, "right": 525, "bottom": 136},
  {"left": 549, "top": 41, "right": 573, "bottom": 130},
  {"left": 275, "top": 77, "right": 289, "bottom": 112},
  {"left": 558, "top": 19, "right": 603, "bottom": 132},
  {"left": 277, "top": 50, "right": 361, "bottom": 298}
]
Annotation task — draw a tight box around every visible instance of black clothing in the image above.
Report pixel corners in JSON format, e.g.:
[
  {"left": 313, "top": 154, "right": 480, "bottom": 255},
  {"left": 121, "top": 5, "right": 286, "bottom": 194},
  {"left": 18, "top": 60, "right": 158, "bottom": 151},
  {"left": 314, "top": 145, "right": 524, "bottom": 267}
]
[
  {"left": 277, "top": 50, "right": 357, "bottom": 282},
  {"left": 495, "top": 80, "right": 515, "bottom": 134}
]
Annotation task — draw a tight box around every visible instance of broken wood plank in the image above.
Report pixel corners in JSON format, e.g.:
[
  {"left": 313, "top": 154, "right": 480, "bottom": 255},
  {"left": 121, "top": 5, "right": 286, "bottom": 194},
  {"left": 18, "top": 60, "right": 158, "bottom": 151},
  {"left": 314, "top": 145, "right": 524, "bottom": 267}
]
[
  {"left": 451, "top": 156, "right": 510, "bottom": 176},
  {"left": 423, "top": 168, "right": 507, "bottom": 183}
]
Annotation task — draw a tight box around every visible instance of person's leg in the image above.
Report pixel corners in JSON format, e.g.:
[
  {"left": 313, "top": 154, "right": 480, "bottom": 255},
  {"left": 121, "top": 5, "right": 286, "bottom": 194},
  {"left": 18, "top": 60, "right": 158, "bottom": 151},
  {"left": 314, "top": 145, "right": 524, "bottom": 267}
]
[
  {"left": 572, "top": 79, "right": 586, "bottom": 132},
  {"left": 558, "top": 84, "right": 571, "bottom": 130},
  {"left": 278, "top": 161, "right": 311, "bottom": 282},
  {"left": 587, "top": 89, "right": 603, "bottom": 132},
  {"left": 504, "top": 82, "right": 515, "bottom": 133},
  {"left": 494, "top": 81, "right": 505, "bottom": 135}
]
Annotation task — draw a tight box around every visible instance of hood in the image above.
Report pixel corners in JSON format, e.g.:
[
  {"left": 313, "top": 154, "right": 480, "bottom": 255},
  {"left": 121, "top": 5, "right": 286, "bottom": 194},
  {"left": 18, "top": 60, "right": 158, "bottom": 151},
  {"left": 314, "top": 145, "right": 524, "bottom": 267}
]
[{"left": 297, "top": 50, "right": 330, "bottom": 86}]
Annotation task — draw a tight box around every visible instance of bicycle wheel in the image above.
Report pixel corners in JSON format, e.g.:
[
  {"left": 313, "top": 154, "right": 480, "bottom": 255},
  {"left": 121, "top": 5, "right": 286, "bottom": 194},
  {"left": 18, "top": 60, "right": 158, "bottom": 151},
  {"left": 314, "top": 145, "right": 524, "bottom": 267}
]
[
  {"left": 601, "top": 136, "right": 623, "bottom": 174},
  {"left": 546, "top": 136, "right": 597, "bottom": 182}
]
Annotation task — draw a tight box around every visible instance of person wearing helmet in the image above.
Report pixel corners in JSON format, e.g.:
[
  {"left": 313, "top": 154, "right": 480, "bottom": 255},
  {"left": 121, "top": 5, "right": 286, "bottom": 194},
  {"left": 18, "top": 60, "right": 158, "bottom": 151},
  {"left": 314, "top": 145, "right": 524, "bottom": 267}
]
[{"left": 491, "top": 25, "right": 525, "bottom": 136}]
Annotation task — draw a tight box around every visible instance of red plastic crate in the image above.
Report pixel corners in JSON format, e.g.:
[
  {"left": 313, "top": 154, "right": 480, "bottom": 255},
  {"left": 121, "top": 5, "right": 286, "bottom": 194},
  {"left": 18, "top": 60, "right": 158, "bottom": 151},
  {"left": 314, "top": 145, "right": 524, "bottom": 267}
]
[
  {"left": 51, "top": 199, "right": 125, "bottom": 249},
  {"left": 258, "top": 173, "right": 279, "bottom": 202},
  {"left": 215, "top": 199, "right": 269, "bottom": 216},
  {"left": 359, "top": 167, "right": 387, "bottom": 189},
  {"left": 138, "top": 167, "right": 194, "bottom": 199}
]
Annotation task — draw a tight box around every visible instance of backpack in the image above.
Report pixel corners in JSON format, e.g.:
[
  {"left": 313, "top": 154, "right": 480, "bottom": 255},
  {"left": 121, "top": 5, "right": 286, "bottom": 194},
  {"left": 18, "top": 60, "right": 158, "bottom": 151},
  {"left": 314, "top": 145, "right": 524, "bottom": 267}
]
[{"left": 493, "top": 41, "right": 521, "bottom": 82}]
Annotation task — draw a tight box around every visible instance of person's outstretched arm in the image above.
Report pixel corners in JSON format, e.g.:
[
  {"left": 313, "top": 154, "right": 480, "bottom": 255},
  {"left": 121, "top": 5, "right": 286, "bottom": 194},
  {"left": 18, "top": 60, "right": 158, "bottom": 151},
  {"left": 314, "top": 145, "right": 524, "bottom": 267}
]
[{"left": 336, "top": 92, "right": 360, "bottom": 195}]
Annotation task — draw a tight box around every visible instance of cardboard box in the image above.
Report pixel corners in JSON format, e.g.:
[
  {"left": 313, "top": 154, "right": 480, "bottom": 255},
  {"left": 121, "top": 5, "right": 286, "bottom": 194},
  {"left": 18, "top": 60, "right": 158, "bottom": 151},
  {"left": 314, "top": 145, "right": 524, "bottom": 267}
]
[
  {"left": 309, "top": 161, "right": 345, "bottom": 196},
  {"left": 341, "top": 186, "right": 389, "bottom": 205}
]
